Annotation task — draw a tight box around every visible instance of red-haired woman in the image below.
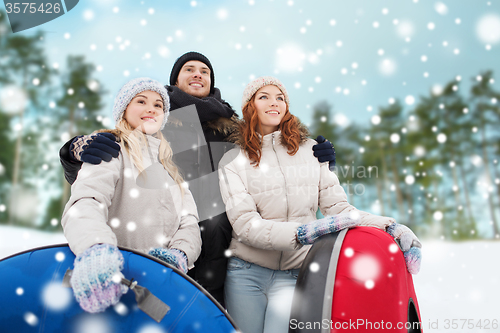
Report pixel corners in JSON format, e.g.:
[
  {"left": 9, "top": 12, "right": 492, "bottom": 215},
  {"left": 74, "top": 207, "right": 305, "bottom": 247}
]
[{"left": 218, "top": 77, "right": 422, "bottom": 333}]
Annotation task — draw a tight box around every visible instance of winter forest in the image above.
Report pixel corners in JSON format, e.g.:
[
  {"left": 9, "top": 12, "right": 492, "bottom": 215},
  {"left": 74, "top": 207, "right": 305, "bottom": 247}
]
[
  {"left": 1, "top": 1, "right": 500, "bottom": 329},
  {"left": 1, "top": 3, "right": 499, "bottom": 240}
]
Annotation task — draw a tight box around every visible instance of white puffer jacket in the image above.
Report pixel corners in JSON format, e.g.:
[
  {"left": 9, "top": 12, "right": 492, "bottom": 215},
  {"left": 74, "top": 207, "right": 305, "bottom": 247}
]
[
  {"left": 219, "top": 130, "right": 395, "bottom": 270},
  {"left": 62, "top": 135, "right": 201, "bottom": 268}
]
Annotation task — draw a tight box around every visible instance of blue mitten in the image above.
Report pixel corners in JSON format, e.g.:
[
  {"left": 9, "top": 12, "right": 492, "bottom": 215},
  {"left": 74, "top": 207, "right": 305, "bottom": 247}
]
[
  {"left": 386, "top": 223, "right": 422, "bottom": 275},
  {"left": 297, "top": 212, "right": 359, "bottom": 245},
  {"left": 148, "top": 248, "right": 188, "bottom": 273},
  {"left": 404, "top": 247, "right": 422, "bottom": 274},
  {"left": 313, "top": 135, "right": 336, "bottom": 171},
  {"left": 70, "top": 244, "right": 128, "bottom": 313},
  {"left": 70, "top": 132, "right": 120, "bottom": 164}
]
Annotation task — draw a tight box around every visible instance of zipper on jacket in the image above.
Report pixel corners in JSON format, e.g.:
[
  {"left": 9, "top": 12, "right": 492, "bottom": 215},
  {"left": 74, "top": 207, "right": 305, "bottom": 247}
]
[{"left": 272, "top": 133, "right": 288, "bottom": 270}]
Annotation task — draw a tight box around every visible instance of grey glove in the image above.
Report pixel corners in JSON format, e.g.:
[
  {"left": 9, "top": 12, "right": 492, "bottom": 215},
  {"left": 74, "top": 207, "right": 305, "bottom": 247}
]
[
  {"left": 386, "top": 223, "right": 422, "bottom": 275},
  {"left": 386, "top": 223, "right": 422, "bottom": 251}
]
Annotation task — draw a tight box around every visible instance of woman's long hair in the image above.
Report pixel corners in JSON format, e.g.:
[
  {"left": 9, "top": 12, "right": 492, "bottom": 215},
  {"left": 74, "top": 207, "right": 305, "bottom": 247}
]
[
  {"left": 240, "top": 96, "right": 302, "bottom": 166},
  {"left": 98, "top": 119, "right": 185, "bottom": 194}
]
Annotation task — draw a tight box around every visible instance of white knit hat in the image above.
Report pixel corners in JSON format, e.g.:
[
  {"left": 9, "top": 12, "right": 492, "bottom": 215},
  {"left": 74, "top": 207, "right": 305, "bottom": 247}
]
[
  {"left": 113, "top": 77, "right": 170, "bottom": 129},
  {"left": 241, "top": 76, "right": 290, "bottom": 108}
]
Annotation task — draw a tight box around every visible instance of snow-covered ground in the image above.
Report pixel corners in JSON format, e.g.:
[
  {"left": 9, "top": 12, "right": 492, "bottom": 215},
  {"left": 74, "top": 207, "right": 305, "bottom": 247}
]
[
  {"left": 0, "top": 225, "right": 67, "bottom": 260},
  {"left": 413, "top": 241, "right": 500, "bottom": 333},
  {"left": 1, "top": 226, "right": 499, "bottom": 332}
]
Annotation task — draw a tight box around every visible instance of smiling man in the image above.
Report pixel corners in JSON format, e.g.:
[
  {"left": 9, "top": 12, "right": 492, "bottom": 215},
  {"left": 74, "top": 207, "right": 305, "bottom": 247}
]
[
  {"left": 59, "top": 51, "right": 336, "bottom": 308},
  {"left": 174, "top": 60, "right": 212, "bottom": 98}
]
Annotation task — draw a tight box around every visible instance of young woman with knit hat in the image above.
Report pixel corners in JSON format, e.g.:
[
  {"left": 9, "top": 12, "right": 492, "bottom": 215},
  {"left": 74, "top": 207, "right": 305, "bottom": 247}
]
[
  {"left": 218, "top": 77, "right": 422, "bottom": 333},
  {"left": 61, "top": 77, "right": 201, "bottom": 314}
]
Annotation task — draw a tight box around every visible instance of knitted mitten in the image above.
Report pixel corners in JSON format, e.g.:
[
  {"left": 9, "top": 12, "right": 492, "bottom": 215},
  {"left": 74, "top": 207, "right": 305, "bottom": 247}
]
[
  {"left": 70, "top": 244, "right": 128, "bottom": 313},
  {"left": 297, "top": 212, "right": 359, "bottom": 245},
  {"left": 404, "top": 247, "right": 422, "bottom": 275},
  {"left": 70, "top": 132, "right": 120, "bottom": 164},
  {"left": 386, "top": 223, "right": 422, "bottom": 252},
  {"left": 148, "top": 248, "right": 188, "bottom": 273}
]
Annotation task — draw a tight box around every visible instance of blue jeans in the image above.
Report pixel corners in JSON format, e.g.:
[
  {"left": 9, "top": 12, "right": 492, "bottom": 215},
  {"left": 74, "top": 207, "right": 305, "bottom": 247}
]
[{"left": 225, "top": 257, "right": 300, "bottom": 333}]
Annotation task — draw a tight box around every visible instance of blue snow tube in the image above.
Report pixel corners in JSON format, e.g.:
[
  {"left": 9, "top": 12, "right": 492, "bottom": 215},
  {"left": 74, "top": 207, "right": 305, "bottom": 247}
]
[{"left": 0, "top": 244, "right": 238, "bottom": 333}]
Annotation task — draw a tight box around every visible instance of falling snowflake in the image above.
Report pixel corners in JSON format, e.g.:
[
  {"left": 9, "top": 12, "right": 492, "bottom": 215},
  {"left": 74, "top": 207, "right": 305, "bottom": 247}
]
[
  {"left": 83, "top": 10, "right": 94, "bottom": 20},
  {"left": 390, "top": 133, "right": 400, "bottom": 143},
  {"left": 334, "top": 113, "right": 349, "bottom": 127},
  {"left": 396, "top": 20, "right": 415, "bottom": 38},
  {"left": 0, "top": 85, "right": 28, "bottom": 114},
  {"left": 434, "top": 2, "right": 448, "bottom": 15},
  {"left": 114, "top": 303, "right": 128, "bottom": 316},
  {"left": 476, "top": 14, "right": 500, "bottom": 44},
  {"left": 432, "top": 84, "right": 443, "bottom": 95},
  {"left": 309, "top": 262, "right": 320, "bottom": 272},
  {"left": 405, "top": 95, "right": 415, "bottom": 105},
  {"left": 433, "top": 211, "right": 443, "bottom": 221},
  {"left": 414, "top": 146, "right": 425, "bottom": 157},
  {"left": 74, "top": 315, "right": 110, "bottom": 333},
  {"left": 405, "top": 175, "right": 415, "bottom": 185},
  {"left": 351, "top": 255, "right": 380, "bottom": 282},
  {"left": 437, "top": 133, "right": 447, "bottom": 143},
  {"left": 217, "top": 8, "right": 228, "bottom": 20},
  {"left": 87, "top": 80, "right": 99, "bottom": 92},
  {"left": 24, "top": 312, "right": 38, "bottom": 326},
  {"left": 127, "top": 222, "right": 137, "bottom": 231},
  {"left": 365, "top": 280, "right": 375, "bottom": 289},
  {"left": 157, "top": 46, "right": 170, "bottom": 58},
  {"left": 471, "top": 155, "right": 482, "bottom": 166},
  {"left": 379, "top": 58, "right": 397, "bottom": 76},
  {"left": 276, "top": 44, "right": 305, "bottom": 73},
  {"left": 371, "top": 115, "right": 381, "bottom": 125},
  {"left": 55, "top": 251, "right": 65, "bottom": 262},
  {"left": 42, "top": 282, "right": 72, "bottom": 311}
]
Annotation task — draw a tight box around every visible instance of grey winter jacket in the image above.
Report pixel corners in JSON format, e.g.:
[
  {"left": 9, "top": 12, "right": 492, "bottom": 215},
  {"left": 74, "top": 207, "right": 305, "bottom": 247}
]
[
  {"left": 218, "top": 130, "right": 395, "bottom": 271},
  {"left": 62, "top": 135, "right": 201, "bottom": 268}
]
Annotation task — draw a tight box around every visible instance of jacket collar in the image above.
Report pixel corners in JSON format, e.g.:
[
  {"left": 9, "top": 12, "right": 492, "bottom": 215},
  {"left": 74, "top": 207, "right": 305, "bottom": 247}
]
[
  {"left": 261, "top": 130, "right": 281, "bottom": 148},
  {"left": 144, "top": 134, "right": 161, "bottom": 156}
]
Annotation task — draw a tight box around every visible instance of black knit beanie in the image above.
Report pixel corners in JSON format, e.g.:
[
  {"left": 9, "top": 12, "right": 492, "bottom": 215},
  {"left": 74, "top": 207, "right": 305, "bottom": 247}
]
[{"left": 169, "top": 52, "right": 215, "bottom": 94}]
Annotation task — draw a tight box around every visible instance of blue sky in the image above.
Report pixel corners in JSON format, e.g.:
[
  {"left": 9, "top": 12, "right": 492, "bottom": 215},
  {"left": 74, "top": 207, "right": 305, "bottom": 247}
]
[{"left": 7, "top": 0, "right": 500, "bottom": 128}]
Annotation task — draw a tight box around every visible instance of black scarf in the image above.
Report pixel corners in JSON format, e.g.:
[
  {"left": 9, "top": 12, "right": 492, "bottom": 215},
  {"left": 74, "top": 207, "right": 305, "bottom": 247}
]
[{"left": 166, "top": 85, "right": 236, "bottom": 123}]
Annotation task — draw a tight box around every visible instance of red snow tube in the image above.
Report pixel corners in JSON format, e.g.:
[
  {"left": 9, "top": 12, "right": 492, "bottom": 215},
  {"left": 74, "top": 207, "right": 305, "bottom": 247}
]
[{"left": 289, "top": 227, "right": 422, "bottom": 333}]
